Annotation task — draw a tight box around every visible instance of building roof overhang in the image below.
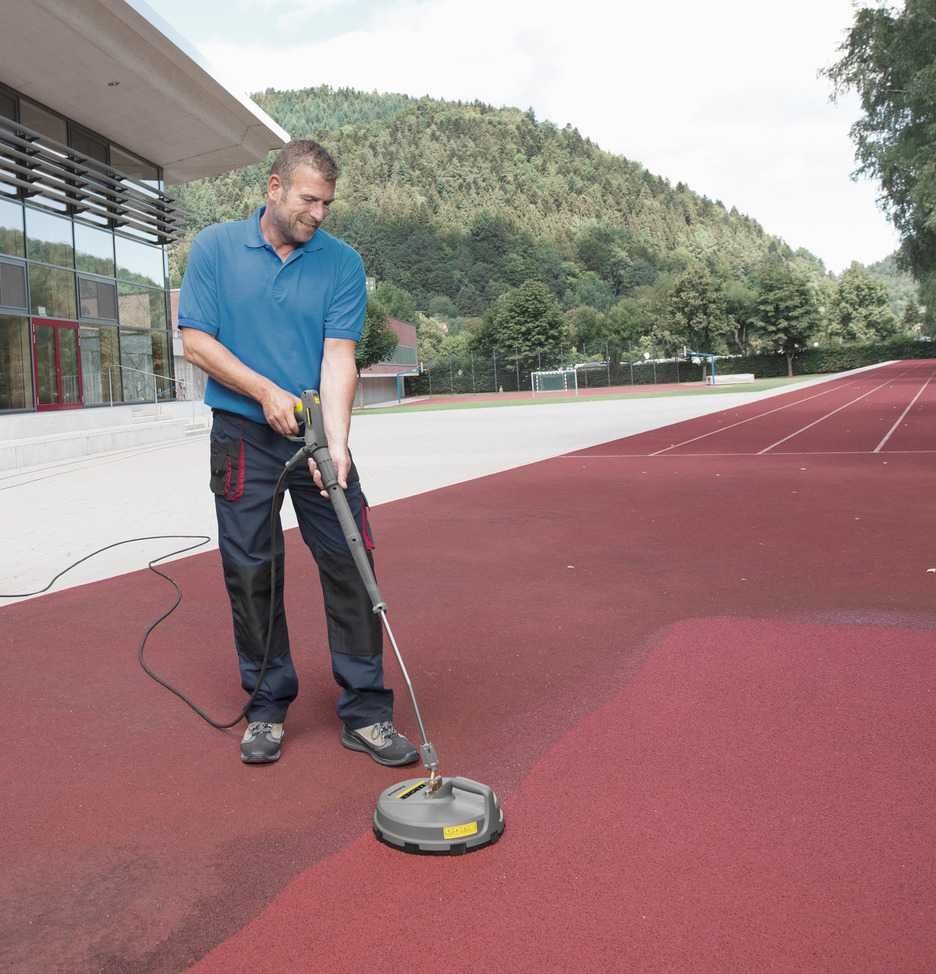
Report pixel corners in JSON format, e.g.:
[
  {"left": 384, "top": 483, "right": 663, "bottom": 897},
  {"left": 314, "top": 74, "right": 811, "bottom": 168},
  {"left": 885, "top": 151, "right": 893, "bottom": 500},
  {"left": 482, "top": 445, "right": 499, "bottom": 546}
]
[{"left": 0, "top": 0, "right": 289, "bottom": 184}]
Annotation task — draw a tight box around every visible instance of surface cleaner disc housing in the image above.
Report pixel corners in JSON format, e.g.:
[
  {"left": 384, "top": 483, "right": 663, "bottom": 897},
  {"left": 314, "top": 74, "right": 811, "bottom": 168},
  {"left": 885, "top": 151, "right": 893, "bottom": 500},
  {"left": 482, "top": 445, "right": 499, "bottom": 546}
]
[{"left": 374, "top": 776, "right": 505, "bottom": 855}]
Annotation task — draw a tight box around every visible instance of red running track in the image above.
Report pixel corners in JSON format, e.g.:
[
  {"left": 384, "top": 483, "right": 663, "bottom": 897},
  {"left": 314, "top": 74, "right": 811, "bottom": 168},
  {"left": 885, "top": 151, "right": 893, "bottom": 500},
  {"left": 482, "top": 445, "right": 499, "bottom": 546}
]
[{"left": 2, "top": 360, "right": 935, "bottom": 973}]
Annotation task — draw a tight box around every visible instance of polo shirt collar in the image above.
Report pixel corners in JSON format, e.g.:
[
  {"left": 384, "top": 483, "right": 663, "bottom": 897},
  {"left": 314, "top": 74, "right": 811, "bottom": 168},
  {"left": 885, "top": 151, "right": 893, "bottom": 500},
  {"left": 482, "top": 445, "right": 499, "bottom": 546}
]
[{"left": 245, "top": 206, "right": 325, "bottom": 252}]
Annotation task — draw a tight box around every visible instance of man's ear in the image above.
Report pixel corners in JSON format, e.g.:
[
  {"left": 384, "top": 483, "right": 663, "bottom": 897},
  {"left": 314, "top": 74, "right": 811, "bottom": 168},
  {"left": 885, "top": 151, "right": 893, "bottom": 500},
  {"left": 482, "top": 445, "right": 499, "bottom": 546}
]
[{"left": 268, "top": 173, "right": 283, "bottom": 198}]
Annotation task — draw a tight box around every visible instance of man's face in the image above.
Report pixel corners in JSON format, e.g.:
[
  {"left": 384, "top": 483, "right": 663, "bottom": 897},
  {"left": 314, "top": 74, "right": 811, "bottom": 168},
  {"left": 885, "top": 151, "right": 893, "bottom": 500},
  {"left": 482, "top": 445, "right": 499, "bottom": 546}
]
[{"left": 266, "top": 164, "right": 335, "bottom": 246}]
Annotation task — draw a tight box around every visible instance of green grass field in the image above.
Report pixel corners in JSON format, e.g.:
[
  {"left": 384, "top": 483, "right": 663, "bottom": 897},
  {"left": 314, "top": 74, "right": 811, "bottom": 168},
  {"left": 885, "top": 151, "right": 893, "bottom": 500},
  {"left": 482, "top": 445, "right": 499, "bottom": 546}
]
[{"left": 356, "top": 376, "right": 811, "bottom": 415}]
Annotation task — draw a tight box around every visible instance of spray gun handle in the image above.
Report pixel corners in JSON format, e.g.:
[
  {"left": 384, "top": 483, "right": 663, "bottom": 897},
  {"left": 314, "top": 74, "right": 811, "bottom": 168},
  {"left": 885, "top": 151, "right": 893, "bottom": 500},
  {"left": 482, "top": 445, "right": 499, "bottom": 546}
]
[{"left": 295, "top": 390, "right": 387, "bottom": 613}]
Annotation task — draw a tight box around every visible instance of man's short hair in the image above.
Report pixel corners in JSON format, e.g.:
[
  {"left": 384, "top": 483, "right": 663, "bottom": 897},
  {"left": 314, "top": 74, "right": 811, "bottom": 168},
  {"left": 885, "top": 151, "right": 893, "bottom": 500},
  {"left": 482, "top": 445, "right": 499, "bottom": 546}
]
[{"left": 270, "top": 139, "right": 339, "bottom": 188}]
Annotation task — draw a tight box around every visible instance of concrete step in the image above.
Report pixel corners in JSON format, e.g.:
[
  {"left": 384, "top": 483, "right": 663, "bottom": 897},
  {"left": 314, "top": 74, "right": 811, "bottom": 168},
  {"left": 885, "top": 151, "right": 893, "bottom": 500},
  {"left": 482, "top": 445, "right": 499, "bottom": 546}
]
[
  {"left": 0, "top": 401, "right": 210, "bottom": 471},
  {"left": 0, "top": 418, "right": 206, "bottom": 471}
]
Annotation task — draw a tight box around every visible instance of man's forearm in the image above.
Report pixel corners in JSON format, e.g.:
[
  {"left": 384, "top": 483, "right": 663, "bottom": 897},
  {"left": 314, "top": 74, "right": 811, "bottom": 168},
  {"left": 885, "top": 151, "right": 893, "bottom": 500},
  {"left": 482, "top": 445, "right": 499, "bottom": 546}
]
[
  {"left": 181, "top": 328, "right": 300, "bottom": 434},
  {"left": 182, "top": 329, "right": 277, "bottom": 402},
  {"left": 319, "top": 342, "right": 358, "bottom": 454}
]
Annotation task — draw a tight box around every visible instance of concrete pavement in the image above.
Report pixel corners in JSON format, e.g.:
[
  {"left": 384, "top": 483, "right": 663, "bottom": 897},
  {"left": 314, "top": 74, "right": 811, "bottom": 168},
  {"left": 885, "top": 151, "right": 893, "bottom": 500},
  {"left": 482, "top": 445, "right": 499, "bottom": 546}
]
[{"left": 0, "top": 374, "right": 846, "bottom": 601}]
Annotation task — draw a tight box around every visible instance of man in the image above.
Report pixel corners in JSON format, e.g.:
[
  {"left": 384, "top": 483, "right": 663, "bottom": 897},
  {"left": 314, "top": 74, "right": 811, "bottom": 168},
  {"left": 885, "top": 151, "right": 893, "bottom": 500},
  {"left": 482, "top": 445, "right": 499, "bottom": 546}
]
[{"left": 178, "top": 139, "right": 417, "bottom": 767}]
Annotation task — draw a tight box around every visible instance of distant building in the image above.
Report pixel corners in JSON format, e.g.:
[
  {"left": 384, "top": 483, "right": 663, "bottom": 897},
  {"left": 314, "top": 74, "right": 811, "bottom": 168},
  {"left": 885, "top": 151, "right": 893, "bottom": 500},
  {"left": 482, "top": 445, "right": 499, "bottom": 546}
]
[
  {"left": 355, "top": 318, "right": 419, "bottom": 406},
  {"left": 0, "top": 0, "right": 287, "bottom": 419}
]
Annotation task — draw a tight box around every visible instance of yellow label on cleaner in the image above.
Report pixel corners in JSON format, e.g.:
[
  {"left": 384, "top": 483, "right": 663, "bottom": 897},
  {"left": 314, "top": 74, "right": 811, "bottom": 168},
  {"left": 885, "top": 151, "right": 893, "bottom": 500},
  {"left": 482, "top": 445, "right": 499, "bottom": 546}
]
[
  {"left": 443, "top": 822, "right": 479, "bottom": 840},
  {"left": 396, "top": 780, "right": 427, "bottom": 800}
]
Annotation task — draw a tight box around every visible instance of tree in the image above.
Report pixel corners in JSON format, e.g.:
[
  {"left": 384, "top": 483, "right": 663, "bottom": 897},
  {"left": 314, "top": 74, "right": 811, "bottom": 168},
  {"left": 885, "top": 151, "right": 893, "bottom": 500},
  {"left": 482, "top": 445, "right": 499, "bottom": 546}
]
[
  {"left": 355, "top": 298, "right": 398, "bottom": 371},
  {"left": 427, "top": 294, "right": 458, "bottom": 320},
  {"left": 723, "top": 279, "right": 758, "bottom": 355},
  {"left": 476, "top": 280, "right": 565, "bottom": 355},
  {"left": 666, "top": 264, "right": 731, "bottom": 354},
  {"left": 414, "top": 313, "right": 448, "bottom": 364},
  {"left": 752, "top": 265, "right": 821, "bottom": 376},
  {"left": 901, "top": 299, "right": 925, "bottom": 334},
  {"left": 606, "top": 293, "right": 652, "bottom": 346},
  {"left": 373, "top": 281, "right": 418, "bottom": 322},
  {"left": 575, "top": 224, "right": 632, "bottom": 293},
  {"left": 825, "top": 3, "right": 936, "bottom": 300},
  {"left": 565, "top": 306, "right": 609, "bottom": 350},
  {"left": 831, "top": 264, "right": 899, "bottom": 342},
  {"left": 563, "top": 270, "right": 615, "bottom": 311}
]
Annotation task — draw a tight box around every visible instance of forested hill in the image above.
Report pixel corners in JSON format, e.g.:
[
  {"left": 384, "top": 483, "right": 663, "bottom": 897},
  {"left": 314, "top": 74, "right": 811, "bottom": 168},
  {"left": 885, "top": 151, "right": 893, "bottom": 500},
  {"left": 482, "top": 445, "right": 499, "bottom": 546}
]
[{"left": 171, "top": 86, "right": 819, "bottom": 318}]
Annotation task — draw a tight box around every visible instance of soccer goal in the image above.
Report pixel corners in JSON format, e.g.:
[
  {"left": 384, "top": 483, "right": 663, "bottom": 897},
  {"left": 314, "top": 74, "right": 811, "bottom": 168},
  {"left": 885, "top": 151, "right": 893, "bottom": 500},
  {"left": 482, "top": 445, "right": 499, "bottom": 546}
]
[{"left": 531, "top": 369, "right": 579, "bottom": 395}]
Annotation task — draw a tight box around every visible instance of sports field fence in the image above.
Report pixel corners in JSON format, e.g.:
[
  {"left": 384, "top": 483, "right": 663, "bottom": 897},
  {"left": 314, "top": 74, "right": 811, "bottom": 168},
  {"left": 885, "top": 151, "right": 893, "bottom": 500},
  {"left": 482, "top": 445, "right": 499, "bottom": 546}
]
[{"left": 403, "top": 338, "right": 936, "bottom": 398}]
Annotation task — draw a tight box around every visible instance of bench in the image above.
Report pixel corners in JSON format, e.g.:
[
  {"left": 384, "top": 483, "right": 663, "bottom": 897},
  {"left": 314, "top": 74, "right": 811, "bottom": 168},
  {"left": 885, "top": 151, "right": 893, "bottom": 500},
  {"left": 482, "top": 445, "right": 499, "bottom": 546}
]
[{"left": 704, "top": 373, "right": 755, "bottom": 385}]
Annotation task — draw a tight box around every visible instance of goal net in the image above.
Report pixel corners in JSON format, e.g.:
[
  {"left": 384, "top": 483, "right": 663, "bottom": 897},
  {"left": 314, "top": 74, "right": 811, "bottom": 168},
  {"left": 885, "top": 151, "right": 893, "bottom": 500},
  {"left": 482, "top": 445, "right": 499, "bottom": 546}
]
[{"left": 532, "top": 369, "right": 579, "bottom": 394}]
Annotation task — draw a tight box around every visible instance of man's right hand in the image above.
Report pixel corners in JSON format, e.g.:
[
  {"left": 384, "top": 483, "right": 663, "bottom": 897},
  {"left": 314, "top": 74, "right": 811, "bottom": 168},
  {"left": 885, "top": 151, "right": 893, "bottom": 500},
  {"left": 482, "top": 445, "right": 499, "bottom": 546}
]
[{"left": 260, "top": 384, "right": 301, "bottom": 436}]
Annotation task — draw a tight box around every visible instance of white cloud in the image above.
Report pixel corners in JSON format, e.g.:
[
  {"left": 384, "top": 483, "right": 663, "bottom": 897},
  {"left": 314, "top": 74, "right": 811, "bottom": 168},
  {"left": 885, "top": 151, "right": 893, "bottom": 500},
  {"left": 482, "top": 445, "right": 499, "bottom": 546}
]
[{"left": 196, "top": 0, "right": 901, "bottom": 272}]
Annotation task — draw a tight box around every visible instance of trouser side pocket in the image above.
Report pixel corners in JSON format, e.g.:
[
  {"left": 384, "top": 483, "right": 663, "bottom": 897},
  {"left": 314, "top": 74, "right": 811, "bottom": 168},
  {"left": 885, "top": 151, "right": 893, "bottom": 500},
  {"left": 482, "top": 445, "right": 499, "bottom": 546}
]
[{"left": 210, "top": 436, "right": 245, "bottom": 501}]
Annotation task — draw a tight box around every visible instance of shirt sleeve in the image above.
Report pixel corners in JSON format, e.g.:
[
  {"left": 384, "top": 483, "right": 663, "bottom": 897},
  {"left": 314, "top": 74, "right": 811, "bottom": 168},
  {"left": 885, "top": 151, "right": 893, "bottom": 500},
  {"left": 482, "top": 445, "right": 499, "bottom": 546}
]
[
  {"left": 323, "top": 248, "right": 367, "bottom": 341},
  {"left": 178, "top": 230, "right": 220, "bottom": 337}
]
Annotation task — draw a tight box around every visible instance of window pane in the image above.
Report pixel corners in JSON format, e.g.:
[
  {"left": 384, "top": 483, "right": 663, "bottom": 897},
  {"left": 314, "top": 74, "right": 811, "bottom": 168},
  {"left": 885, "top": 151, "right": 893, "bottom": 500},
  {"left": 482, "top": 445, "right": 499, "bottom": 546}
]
[
  {"left": 119, "top": 328, "right": 154, "bottom": 401},
  {"left": 59, "top": 325, "right": 81, "bottom": 404},
  {"left": 118, "top": 282, "right": 166, "bottom": 329},
  {"left": 0, "top": 90, "right": 15, "bottom": 121},
  {"left": 79, "top": 210, "right": 110, "bottom": 227},
  {"left": 19, "top": 100, "right": 67, "bottom": 145},
  {"left": 0, "top": 314, "right": 32, "bottom": 409},
  {"left": 0, "top": 198, "right": 23, "bottom": 257},
  {"left": 34, "top": 324, "right": 56, "bottom": 405},
  {"left": 29, "top": 264, "right": 76, "bottom": 319},
  {"left": 70, "top": 126, "right": 108, "bottom": 164},
  {"left": 119, "top": 224, "right": 162, "bottom": 245},
  {"left": 151, "top": 329, "right": 172, "bottom": 400},
  {"left": 0, "top": 259, "right": 27, "bottom": 309},
  {"left": 79, "top": 276, "right": 117, "bottom": 320},
  {"left": 74, "top": 222, "right": 114, "bottom": 275},
  {"left": 25, "top": 207, "right": 74, "bottom": 267},
  {"left": 110, "top": 145, "right": 159, "bottom": 188},
  {"left": 115, "top": 234, "right": 163, "bottom": 286},
  {"left": 80, "top": 324, "right": 121, "bottom": 405}
]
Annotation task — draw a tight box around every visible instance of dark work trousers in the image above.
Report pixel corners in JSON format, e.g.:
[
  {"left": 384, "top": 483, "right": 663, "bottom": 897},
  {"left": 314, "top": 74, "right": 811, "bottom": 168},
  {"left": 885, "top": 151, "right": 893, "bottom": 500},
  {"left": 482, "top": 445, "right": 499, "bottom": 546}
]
[{"left": 209, "top": 409, "right": 392, "bottom": 728}]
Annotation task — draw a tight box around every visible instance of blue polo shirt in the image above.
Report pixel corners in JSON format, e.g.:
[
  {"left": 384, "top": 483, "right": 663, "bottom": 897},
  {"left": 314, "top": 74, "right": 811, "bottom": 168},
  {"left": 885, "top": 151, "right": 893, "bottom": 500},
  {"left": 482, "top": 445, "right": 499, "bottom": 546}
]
[{"left": 178, "top": 206, "right": 366, "bottom": 424}]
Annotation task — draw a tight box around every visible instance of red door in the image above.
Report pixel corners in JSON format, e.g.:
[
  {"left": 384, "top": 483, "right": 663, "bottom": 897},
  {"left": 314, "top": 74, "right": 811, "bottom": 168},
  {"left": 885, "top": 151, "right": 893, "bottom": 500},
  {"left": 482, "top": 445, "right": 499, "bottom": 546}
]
[{"left": 32, "top": 318, "right": 83, "bottom": 410}]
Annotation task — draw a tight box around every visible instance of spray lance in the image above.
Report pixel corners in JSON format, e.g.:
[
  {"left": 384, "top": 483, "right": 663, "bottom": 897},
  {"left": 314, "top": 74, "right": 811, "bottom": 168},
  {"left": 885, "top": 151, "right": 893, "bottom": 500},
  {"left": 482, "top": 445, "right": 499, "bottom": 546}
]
[
  {"left": 286, "top": 390, "right": 442, "bottom": 793},
  {"left": 287, "top": 390, "right": 504, "bottom": 855}
]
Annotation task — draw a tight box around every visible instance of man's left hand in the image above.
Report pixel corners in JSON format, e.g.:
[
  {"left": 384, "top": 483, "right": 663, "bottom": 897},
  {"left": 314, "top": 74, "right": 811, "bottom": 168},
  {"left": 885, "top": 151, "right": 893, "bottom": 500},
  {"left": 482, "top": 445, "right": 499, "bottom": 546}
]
[{"left": 308, "top": 445, "right": 350, "bottom": 497}]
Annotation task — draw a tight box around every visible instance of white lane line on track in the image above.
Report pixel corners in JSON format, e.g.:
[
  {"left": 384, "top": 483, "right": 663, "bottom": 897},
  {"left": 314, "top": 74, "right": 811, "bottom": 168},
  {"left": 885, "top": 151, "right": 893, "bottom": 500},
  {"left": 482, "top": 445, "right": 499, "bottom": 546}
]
[
  {"left": 873, "top": 370, "right": 936, "bottom": 453},
  {"left": 757, "top": 370, "right": 911, "bottom": 455},
  {"left": 646, "top": 376, "right": 863, "bottom": 456},
  {"left": 560, "top": 449, "right": 936, "bottom": 458}
]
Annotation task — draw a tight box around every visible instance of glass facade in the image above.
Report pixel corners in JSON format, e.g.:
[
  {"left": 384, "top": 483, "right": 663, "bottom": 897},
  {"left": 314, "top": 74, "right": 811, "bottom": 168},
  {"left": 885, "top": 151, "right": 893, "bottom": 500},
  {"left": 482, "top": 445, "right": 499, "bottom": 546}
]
[
  {"left": 115, "top": 234, "right": 165, "bottom": 288},
  {"left": 28, "top": 263, "right": 77, "bottom": 319},
  {"left": 79, "top": 276, "right": 118, "bottom": 321},
  {"left": 0, "top": 314, "right": 32, "bottom": 409},
  {"left": 0, "top": 258, "right": 27, "bottom": 309},
  {"left": 79, "top": 324, "right": 120, "bottom": 405},
  {"left": 0, "top": 197, "right": 24, "bottom": 256},
  {"left": 0, "top": 83, "right": 174, "bottom": 411},
  {"left": 75, "top": 223, "right": 115, "bottom": 276}
]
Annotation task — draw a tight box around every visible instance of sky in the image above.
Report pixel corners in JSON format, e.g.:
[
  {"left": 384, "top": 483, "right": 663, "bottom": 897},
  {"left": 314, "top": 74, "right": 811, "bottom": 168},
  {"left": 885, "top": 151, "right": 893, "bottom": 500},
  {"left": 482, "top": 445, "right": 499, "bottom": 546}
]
[{"left": 145, "top": 0, "right": 901, "bottom": 274}]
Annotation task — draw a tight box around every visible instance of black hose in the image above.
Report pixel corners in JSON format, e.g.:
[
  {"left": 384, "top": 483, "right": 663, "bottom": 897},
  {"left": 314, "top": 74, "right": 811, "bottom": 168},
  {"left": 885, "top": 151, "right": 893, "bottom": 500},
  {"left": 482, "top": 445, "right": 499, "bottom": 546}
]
[{"left": 0, "top": 463, "right": 291, "bottom": 730}]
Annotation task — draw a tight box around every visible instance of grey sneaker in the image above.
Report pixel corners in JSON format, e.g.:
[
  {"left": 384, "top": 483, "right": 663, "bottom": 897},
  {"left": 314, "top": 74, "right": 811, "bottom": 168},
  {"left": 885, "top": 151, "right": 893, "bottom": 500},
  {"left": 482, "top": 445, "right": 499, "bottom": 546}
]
[
  {"left": 341, "top": 720, "right": 419, "bottom": 767},
  {"left": 240, "top": 721, "right": 285, "bottom": 764}
]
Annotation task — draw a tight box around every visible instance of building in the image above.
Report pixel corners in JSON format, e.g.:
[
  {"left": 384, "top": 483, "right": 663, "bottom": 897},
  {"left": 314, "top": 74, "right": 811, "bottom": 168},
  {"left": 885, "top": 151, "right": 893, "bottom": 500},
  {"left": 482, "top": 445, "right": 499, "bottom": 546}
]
[
  {"left": 0, "top": 0, "right": 287, "bottom": 435},
  {"left": 354, "top": 318, "right": 420, "bottom": 406}
]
